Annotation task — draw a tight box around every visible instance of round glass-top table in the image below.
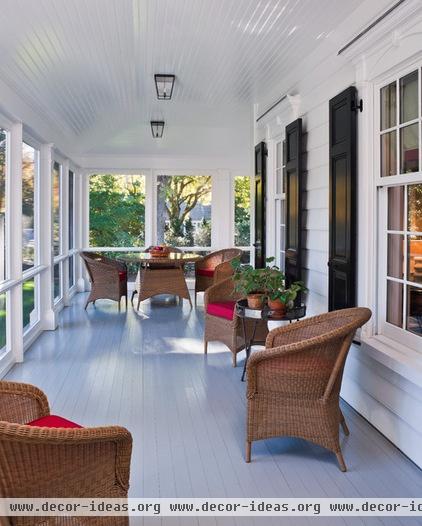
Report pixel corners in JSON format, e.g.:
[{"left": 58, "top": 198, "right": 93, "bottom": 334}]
[{"left": 117, "top": 252, "right": 203, "bottom": 309}]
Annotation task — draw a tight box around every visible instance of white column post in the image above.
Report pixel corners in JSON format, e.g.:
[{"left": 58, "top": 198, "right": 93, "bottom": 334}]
[
  {"left": 211, "top": 170, "right": 233, "bottom": 250},
  {"left": 144, "top": 169, "right": 154, "bottom": 247},
  {"left": 39, "top": 143, "right": 57, "bottom": 330},
  {"left": 62, "top": 159, "right": 70, "bottom": 305},
  {"left": 9, "top": 121, "right": 23, "bottom": 362}
]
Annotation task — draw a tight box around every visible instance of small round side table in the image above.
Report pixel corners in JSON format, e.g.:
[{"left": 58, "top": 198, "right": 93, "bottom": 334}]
[{"left": 235, "top": 300, "right": 306, "bottom": 382}]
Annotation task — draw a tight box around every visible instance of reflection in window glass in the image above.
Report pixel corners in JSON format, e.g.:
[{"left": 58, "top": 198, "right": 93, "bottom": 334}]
[
  {"left": 408, "top": 236, "right": 422, "bottom": 284},
  {"left": 0, "top": 129, "right": 7, "bottom": 283},
  {"left": 235, "top": 176, "right": 251, "bottom": 247},
  {"left": 23, "top": 278, "right": 36, "bottom": 330},
  {"left": 380, "top": 81, "right": 396, "bottom": 130},
  {"left": 407, "top": 286, "right": 422, "bottom": 336},
  {"left": 22, "top": 142, "right": 36, "bottom": 270},
  {"left": 381, "top": 131, "right": 396, "bottom": 177},
  {"left": 53, "top": 162, "right": 61, "bottom": 256},
  {"left": 386, "top": 280, "right": 403, "bottom": 328},
  {"left": 90, "top": 174, "right": 146, "bottom": 247},
  {"left": 408, "top": 184, "right": 422, "bottom": 232},
  {"left": 400, "top": 124, "right": 419, "bottom": 174},
  {"left": 0, "top": 292, "right": 6, "bottom": 351},
  {"left": 388, "top": 186, "right": 404, "bottom": 231},
  {"left": 156, "top": 175, "right": 211, "bottom": 247},
  {"left": 54, "top": 263, "right": 61, "bottom": 301},
  {"left": 400, "top": 70, "right": 418, "bottom": 124},
  {"left": 387, "top": 234, "right": 404, "bottom": 279}
]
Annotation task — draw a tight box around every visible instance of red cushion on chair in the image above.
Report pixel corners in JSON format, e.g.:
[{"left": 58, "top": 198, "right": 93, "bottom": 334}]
[
  {"left": 27, "top": 415, "right": 83, "bottom": 429},
  {"left": 197, "top": 268, "right": 215, "bottom": 278},
  {"left": 118, "top": 271, "right": 127, "bottom": 282},
  {"left": 206, "top": 301, "right": 236, "bottom": 320}
]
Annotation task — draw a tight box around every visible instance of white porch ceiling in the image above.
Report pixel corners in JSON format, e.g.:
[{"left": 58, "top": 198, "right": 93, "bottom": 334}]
[{"left": 0, "top": 0, "right": 378, "bottom": 160}]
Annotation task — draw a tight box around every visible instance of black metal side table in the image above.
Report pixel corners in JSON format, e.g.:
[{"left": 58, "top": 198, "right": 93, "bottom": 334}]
[{"left": 235, "top": 300, "right": 306, "bottom": 381}]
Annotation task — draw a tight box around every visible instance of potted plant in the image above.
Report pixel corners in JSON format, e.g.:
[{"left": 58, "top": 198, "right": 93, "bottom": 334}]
[
  {"left": 267, "top": 282, "right": 307, "bottom": 316},
  {"left": 231, "top": 258, "right": 267, "bottom": 309}
]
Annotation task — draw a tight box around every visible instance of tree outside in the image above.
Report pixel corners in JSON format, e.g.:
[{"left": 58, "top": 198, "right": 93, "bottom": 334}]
[
  {"left": 156, "top": 175, "right": 212, "bottom": 247},
  {"left": 89, "top": 174, "right": 146, "bottom": 247},
  {"left": 234, "top": 176, "right": 251, "bottom": 247}
]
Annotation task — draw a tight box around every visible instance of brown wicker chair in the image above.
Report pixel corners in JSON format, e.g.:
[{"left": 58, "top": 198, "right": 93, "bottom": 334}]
[
  {"left": 0, "top": 381, "right": 132, "bottom": 526},
  {"left": 195, "top": 248, "right": 243, "bottom": 306},
  {"left": 245, "top": 307, "right": 372, "bottom": 471},
  {"left": 80, "top": 251, "right": 128, "bottom": 311},
  {"left": 204, "top": 277, "right": 268, "bottom": 367}
]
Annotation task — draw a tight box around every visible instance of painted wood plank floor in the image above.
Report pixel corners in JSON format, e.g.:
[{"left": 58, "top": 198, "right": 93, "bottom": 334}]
[{"left": 6, "top": 293, "right": 422, "bottom": 526}]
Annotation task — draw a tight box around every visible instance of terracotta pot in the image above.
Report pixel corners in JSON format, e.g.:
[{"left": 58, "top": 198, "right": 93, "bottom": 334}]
[
  {"left": 247, "top": 293, "right": 264, "bottom": 310},
  {"left": 267, "top": 298, "right": 287, "bottom": 316}
]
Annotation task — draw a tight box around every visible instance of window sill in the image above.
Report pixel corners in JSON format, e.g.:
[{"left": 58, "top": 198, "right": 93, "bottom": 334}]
[{"left": 360, "top": 334, "right": 422, "bottom": 387}]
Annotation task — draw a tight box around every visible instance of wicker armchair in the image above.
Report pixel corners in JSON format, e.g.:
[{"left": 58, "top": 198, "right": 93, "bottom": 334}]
[
  {"left": 80, "top": 251, "right": 128, "bottom": 310},
  {"left": 195, "top": 248, "right": 242, "bottom": 306},
  {"left": 246, "top": 307, "right": 372, "bottom": 471},
  {"left": 204, "top": 277, "right": 268, "bottom": 367},
  {"left": 0, "top": 381, "right": 132, "bottom": 526}
]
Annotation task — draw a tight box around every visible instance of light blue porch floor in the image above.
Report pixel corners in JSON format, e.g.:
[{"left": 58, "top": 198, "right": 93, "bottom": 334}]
[{"left": 6, "top": 293, "right": 422, "bottom": 526}]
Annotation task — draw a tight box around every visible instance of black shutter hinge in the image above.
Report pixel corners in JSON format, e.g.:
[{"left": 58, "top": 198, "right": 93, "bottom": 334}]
[{"left": 351, "top": 98, "right": 363, "bottom": 113}]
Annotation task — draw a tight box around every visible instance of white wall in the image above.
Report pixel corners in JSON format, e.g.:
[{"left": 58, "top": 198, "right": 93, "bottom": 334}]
[{"left": 255, "top": 0, "right": 422, "bottom": 468}]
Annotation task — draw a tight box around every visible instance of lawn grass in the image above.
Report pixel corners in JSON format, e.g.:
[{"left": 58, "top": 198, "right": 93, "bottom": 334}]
[{"left": 0, "top": 280, "right": 35, "bottom": 350}]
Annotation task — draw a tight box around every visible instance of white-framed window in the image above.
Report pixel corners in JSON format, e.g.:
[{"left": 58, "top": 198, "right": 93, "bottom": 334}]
[
  {"left": 0, "top": 126, "right": 9, "bottom": 354},
  {"left": 377, "top": 64, "right": 422, "bottom": 351},
  {"left": 274, "top": 138, "right": 286, "bottom": 269}
]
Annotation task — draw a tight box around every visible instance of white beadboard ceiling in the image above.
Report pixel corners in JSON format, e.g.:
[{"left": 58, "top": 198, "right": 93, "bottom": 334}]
[{"left": 0, "top": 0, "right": 382, "bottom": 161}]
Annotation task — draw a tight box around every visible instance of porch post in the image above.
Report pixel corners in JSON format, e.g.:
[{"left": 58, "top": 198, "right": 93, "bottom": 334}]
[
  {"left": 39, "top": 143, "right": 57, "bottom": 330},
  {"left": 9, "top": 121, "right": 23, "bottom": 362},
  {"left": 211, "top": 170, "right": 233, "bottom": 250},
  {"left": 75, "top": 169, "right": 85, "bottom": 292}
]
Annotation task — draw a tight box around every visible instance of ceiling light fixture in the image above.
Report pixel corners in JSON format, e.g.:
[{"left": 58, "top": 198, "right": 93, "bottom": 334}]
[
  {"left": 151, "top": 121, "right": 165, "bottom": 138},
  {"left": 154, "top": 74, "right": 175, "bottom": 100}
]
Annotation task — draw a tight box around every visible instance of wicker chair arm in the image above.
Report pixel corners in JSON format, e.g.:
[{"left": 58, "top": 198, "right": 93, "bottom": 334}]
[
  {"left": 196, "top": 251, "right": 223, "bottom": 271},
  {"left": 0, "top": 382, "right": 50, "bottom": 424},
  {"left": 0, "top": 423, "right": 132, "bottom": 494}
]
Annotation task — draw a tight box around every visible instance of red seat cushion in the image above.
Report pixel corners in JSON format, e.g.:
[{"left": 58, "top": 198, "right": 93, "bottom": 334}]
[
  {"left": 197, "top": 268, "right": 215, "bottom": 278},
  {"left": 207, "top": 301, "right": 236, "bottom": 321},
  {"left": 118, "top": 271, "right": 127, "bottom": 282},
  {"left": 27, "top": 415, "right": 83, "bottom": 429}
]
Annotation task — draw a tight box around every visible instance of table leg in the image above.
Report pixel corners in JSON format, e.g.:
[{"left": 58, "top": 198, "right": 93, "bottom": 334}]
[{"left": 241, "top": 319, "right": 258, "bottom": 382}]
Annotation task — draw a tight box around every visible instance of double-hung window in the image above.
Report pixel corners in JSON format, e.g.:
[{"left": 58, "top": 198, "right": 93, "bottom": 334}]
[{"left": 378, "top": 66, "right": 422, "bottom": 350}]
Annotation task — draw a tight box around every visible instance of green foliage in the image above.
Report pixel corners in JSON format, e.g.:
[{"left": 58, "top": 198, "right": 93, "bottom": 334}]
[
  {"left": 232, "top": 256, "right": 308, "bottom": 307},
  {"left": 89, "top": 174, "right": 146, "bottom": 247},
  {"left": 184, "top": 217, "right": 195, "bottom": 245},
  {"left": 234, "top": 176, "right": 251, "bottom": 246}
]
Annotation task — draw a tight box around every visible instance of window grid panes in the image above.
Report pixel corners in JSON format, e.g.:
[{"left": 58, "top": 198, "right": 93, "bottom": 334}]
[
  {"left": 380, "top": 67, "right": 422, "bottom": 343},
  {"left": 53, "top": 162, "right": 61, "bottom": 256},
  {"left": 385, "top": 184, "right": 422, "bottom": 338},
  {"left": 380, "top": 69, "right": 420, "bottom": 177},
  {"left": 0, "top": 129, "right": 8, "bottom": 283}
]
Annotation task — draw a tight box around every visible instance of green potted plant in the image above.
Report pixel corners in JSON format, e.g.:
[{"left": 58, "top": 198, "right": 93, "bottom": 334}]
[{"left": 231, "top": 258, "right": 267, "bottom": 309}]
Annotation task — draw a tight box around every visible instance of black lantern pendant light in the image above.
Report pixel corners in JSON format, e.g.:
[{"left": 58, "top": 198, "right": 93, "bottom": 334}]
[
  {"left": 154, "top": 74, "right": 175, "bottom": 100},
  {"left": 151, "top": 121, "right": 165, "bottom": 138}
]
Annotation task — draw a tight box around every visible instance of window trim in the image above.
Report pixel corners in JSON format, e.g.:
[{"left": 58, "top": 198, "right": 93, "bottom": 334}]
[{"left": 375, "top": 62, "right": 422, "bottom": 354}]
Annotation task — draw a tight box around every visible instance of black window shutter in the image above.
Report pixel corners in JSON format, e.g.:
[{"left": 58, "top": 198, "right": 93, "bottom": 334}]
[
  {"left": 328, "top": 86, "right": 358, "bottom": 311},
  {"left": 285, "top": 119, "right": 303, "bottom": 286},
  {"left": 254, "top": 142, "right": 267, "bottom": 268}
]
